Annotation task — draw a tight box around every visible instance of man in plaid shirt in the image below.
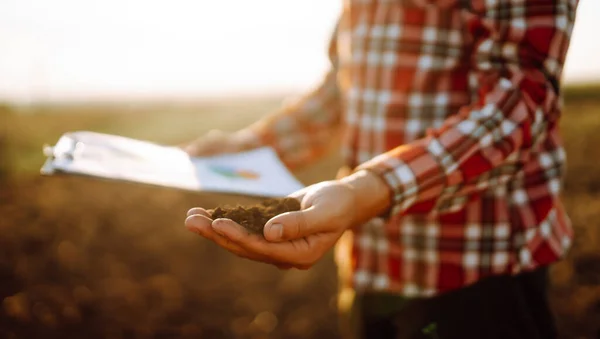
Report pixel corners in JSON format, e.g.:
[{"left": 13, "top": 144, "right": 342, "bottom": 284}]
[{"left": 185, "top": 0, "right": 579, "bottom": 337}]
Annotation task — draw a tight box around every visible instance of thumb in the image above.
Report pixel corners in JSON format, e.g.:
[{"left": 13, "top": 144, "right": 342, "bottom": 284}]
[{"left": 263, "top": 206, "right": 330, "bottom": 242}]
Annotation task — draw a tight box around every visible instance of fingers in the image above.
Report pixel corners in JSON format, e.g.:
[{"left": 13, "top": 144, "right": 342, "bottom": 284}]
[
  {"left": 186, "top": 214, "right": 316, "bottom": 269},
  {"left": 184, "top": 141, "right": 219, "bottom": 157},
  {"left": 207, "top": 217, "right": 341, "bottom": 269},
  {"left": 263, "top": 210, "right": 307, "bottom": 242},
  {"left": 185, "top": 215, "right": 251, "bottom": 258},
  {"left": 187, "top": 207, "right": 211, "bottom": 218},
  {"left": 211, "top": 219, "right": 316, "bottom": 265},
  {"left": 211, "top": 218, "right": 262, "bottom": 244},
  {"left": 183, "top": 130, "right": 227, "bottom": 156},
  {"left": 263, "top": 206, "right": 333, "bottom": 242},
  {"left": 185, "top": 213, "right": 212, "bottom": 231}
]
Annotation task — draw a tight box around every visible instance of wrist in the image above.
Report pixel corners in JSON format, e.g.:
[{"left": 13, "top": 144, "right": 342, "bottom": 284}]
[{"left": 340, "top": 169, "right": 392, "bottom": 225}]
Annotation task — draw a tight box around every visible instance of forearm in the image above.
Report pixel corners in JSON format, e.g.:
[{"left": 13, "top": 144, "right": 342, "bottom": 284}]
[{"left": 248, "top": 70, "right": 343, "bottom": 169}]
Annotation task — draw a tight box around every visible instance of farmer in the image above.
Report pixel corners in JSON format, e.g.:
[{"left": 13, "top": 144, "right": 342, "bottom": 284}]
[{"left": 184, "top": 1, "right": 578, "bottom": 338}]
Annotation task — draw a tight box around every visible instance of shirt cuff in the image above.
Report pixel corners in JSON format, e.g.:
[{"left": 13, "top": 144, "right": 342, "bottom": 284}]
[{"left": 355, "top": 152, "right": 419, "bottom": 219}]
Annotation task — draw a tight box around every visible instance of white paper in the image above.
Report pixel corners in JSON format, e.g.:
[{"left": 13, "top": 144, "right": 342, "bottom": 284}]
[{"left": 41, "top": 131, "right": 305, "bottom": 197}]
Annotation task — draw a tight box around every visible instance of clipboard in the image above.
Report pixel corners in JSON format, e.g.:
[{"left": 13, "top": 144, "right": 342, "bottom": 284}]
[{"left": 41, "top": 131, "right": 305, "bottom": 198}]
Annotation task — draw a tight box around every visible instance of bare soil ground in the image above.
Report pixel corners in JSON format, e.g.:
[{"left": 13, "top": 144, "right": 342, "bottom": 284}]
[{"left": 1, "top": 87, "right": 600, "bottom": 338}]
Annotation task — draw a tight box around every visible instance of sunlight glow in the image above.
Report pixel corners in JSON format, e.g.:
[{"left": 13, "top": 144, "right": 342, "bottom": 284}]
[{"left": 0, "top": 0, "right": 597, "bottom": 103}]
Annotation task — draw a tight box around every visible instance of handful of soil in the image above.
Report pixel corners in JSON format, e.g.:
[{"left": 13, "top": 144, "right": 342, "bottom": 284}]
[{"left": 209, "top": 198, "right": 301, "bottom": 235}]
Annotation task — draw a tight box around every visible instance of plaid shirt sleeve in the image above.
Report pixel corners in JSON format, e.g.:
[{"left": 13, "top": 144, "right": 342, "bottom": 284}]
[
  {"left": 249, "top": 23, "right": 343, "bottom": 169},
  {"left": 358, "top": 2, "right": 576, "bottom": 216}
]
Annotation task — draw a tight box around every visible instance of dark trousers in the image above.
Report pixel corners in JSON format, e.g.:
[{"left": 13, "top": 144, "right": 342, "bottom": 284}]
[{"left": 341, "top": 267, "right": 556, "bottom": 339}]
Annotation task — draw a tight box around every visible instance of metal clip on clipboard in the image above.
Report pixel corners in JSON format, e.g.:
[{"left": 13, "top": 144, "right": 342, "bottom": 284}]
[
  {"left": 40, "top": 131, "right": 305, "bottom": 197},
  {"left": 40, "top": 134, "right": 84, "bottom": 175}
]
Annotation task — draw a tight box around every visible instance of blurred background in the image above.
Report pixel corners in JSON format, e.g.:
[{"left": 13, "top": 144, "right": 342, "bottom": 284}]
[{"left": 1, "top": 0, "right": 600, "bottom": 338}]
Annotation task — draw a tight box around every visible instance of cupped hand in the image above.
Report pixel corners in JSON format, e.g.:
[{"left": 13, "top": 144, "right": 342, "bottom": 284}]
[{"left": 185, "top": 180, "right": 357, "bottom": 269}]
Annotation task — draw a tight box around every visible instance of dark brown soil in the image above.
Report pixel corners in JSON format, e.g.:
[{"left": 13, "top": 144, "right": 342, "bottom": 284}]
[{"left": 210, "top": 198, "right": 301, "bottom": 235}]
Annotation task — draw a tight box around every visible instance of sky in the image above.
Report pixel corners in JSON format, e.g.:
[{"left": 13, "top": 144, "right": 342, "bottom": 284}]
[{"left": 0, "top": 0, "right": 598, "bottom": 103}]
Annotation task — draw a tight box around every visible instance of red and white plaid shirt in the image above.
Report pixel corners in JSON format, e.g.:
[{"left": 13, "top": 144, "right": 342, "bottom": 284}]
[{"left": 253, "top": 0, "right": 578, "bottom": 297}]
